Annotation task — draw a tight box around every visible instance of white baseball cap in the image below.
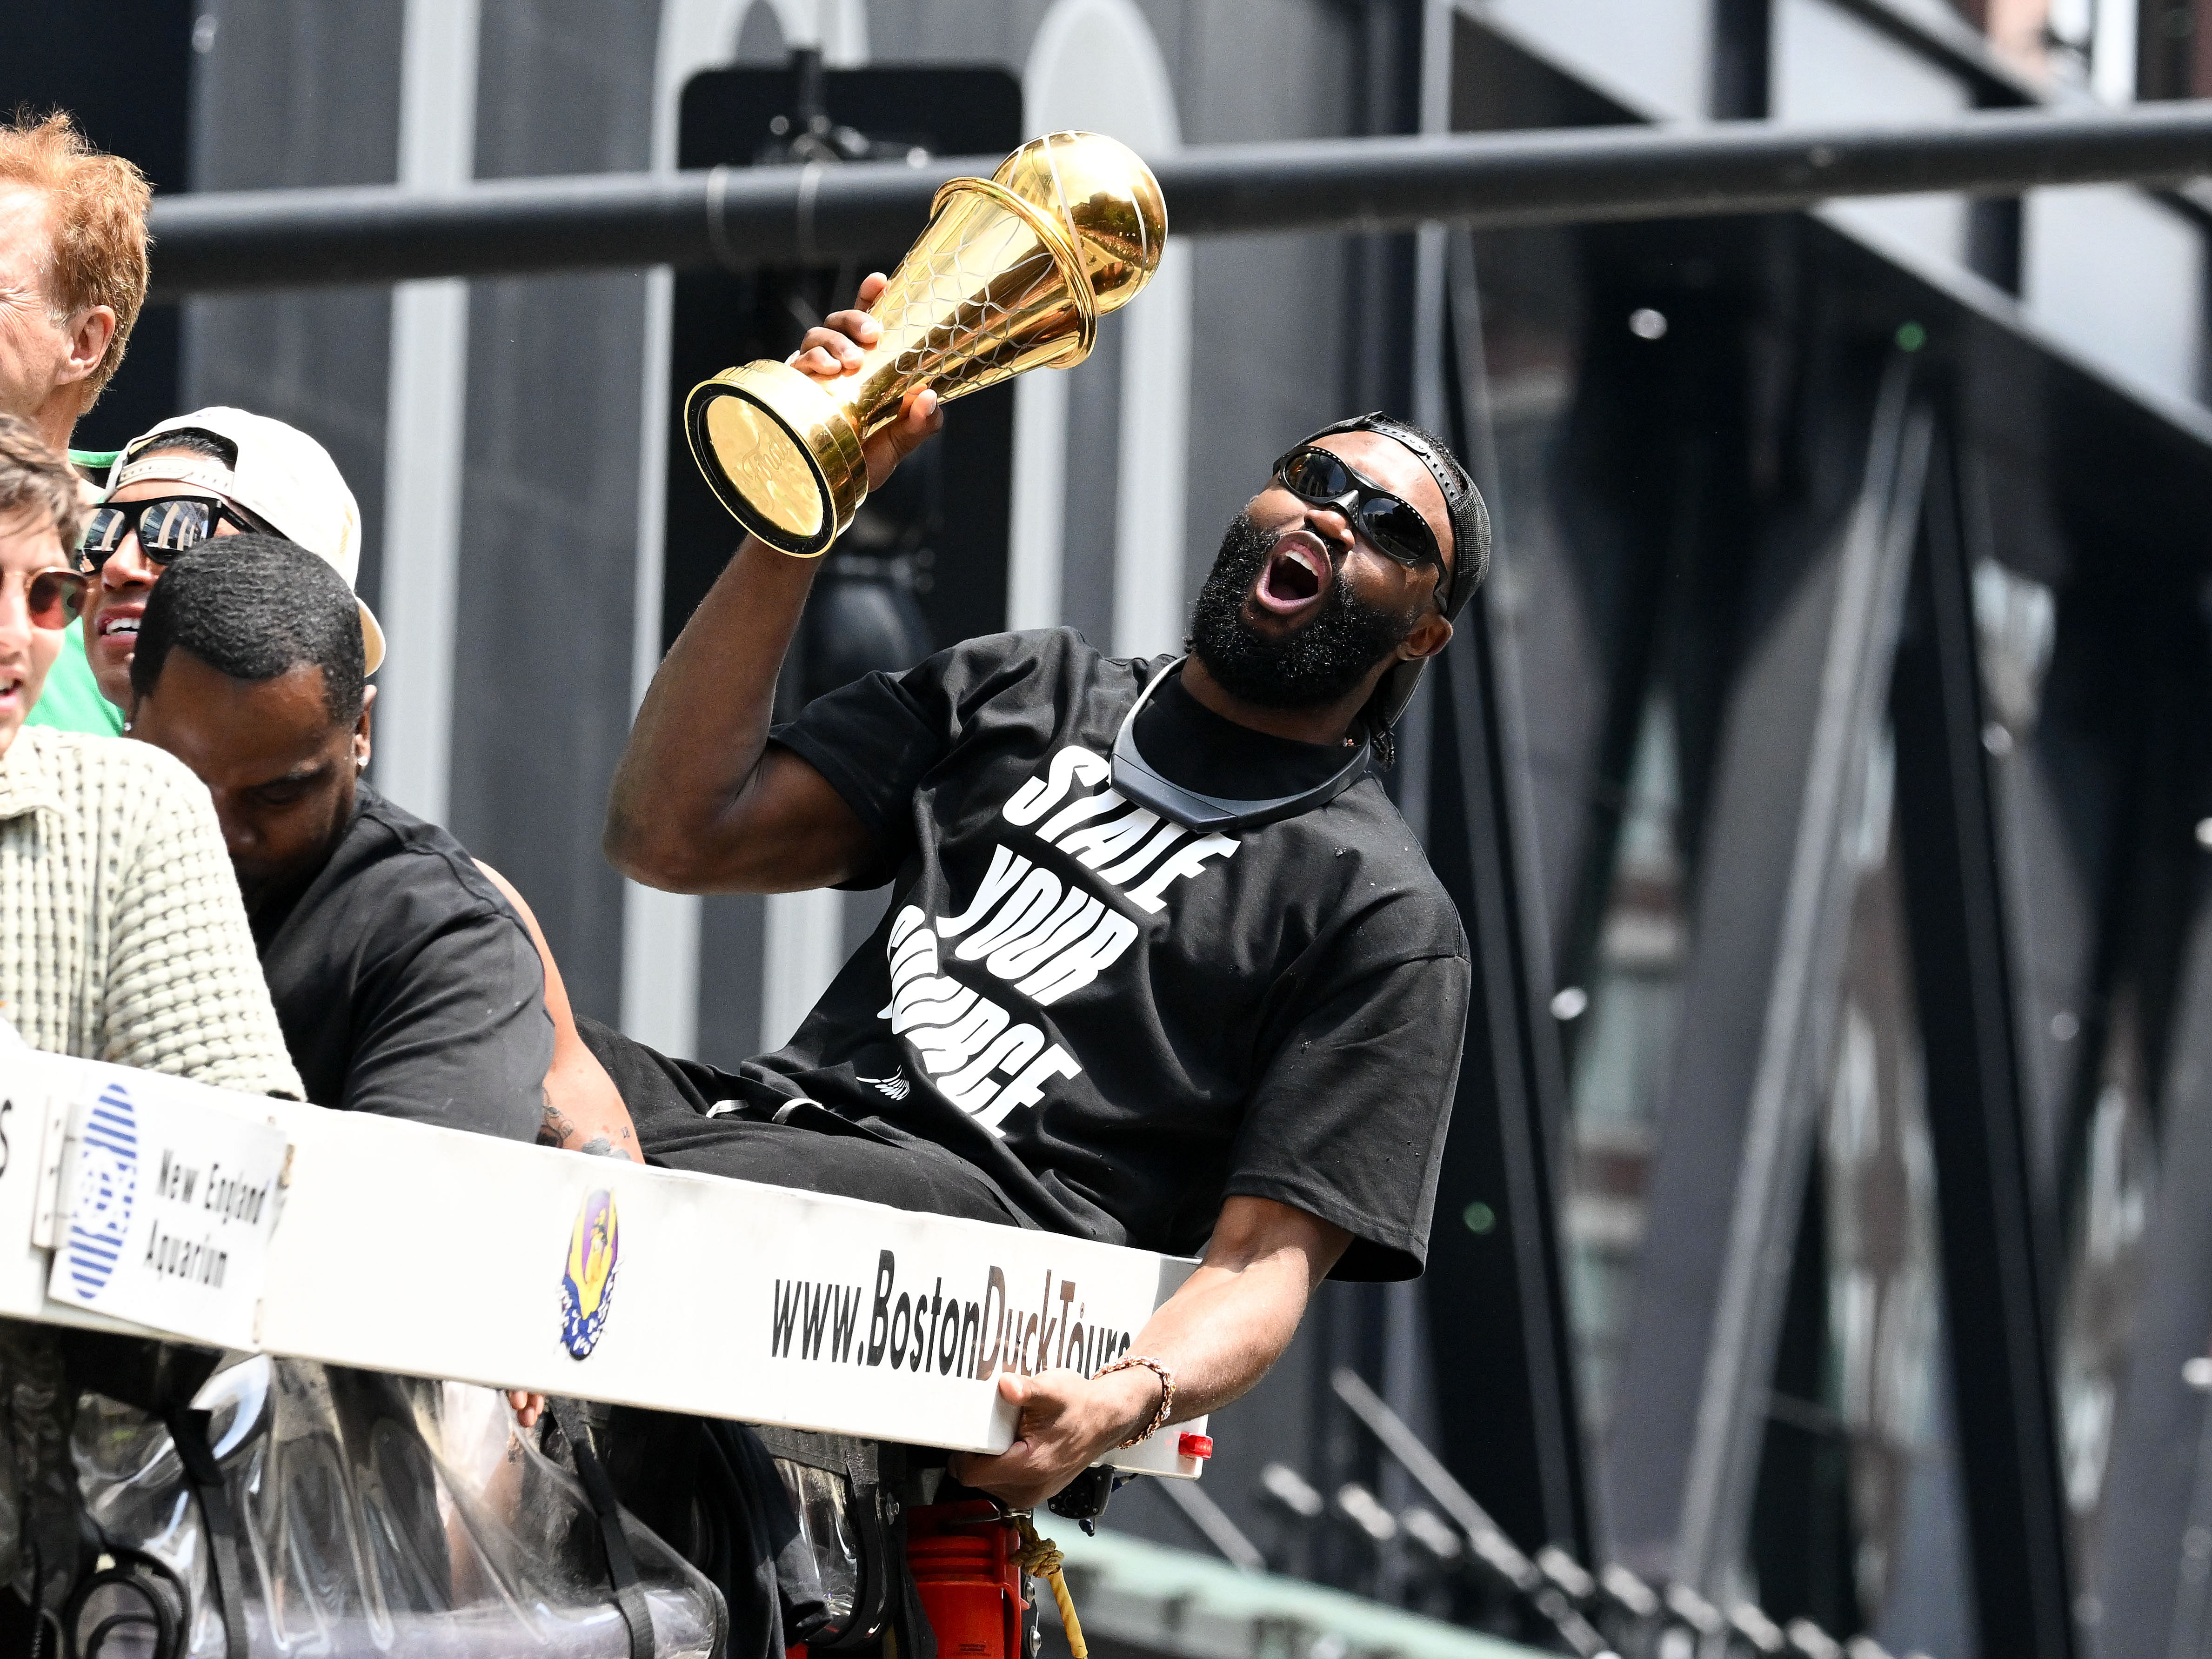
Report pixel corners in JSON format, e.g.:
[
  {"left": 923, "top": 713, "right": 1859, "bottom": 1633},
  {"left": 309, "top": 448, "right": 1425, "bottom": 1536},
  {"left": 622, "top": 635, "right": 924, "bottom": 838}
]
[{"left": 107, "top": 407, "right": 387, "bottom": 673}]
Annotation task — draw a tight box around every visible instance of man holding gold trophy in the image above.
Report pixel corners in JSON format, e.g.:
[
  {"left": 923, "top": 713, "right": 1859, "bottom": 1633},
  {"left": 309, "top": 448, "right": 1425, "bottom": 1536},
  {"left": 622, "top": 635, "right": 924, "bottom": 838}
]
[{"left": 597, "top": 134, "right": 1482, "bottom": 1507}]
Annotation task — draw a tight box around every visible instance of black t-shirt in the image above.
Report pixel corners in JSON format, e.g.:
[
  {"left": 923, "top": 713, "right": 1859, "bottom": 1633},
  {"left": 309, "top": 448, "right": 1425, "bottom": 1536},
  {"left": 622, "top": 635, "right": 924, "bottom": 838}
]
[
  {"left": 252, "top": 784, "right": 551, "bottom": 1140},
  {"left": 719, "top": 629, "right": 1470, "bottom": 1281}
]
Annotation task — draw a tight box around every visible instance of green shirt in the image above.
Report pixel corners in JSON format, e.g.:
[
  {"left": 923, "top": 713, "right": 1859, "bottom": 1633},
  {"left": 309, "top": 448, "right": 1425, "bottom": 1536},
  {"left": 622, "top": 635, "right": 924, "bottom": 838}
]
[
  {"left": 26, "top": 448, "right": 125, "bottom": 737},
  {"left": 26, "top": 622, "right": 124, "bottom": 738}
]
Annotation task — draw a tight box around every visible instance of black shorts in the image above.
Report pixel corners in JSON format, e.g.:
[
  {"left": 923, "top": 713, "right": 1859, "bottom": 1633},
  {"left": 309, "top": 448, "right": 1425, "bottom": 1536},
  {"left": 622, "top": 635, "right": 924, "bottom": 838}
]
[{"left": 574, "top": 1016, "right": 1020, "bottom": 1228}]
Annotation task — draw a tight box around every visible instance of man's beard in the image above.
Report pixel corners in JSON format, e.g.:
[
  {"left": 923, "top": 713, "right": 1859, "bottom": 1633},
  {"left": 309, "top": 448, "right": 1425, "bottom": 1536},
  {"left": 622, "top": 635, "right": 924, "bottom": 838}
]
[{"left": 1188, "top": 513, "right": 1415, "bottom": 709}]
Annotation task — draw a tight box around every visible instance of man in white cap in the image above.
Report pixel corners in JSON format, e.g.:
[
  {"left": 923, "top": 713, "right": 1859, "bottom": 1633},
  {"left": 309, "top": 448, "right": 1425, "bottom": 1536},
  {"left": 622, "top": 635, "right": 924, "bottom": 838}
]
[
  {"left": 92, "top": 409, "right": 636, "bottom": 1178},
  {"left": 78, "top": 406, "right": 385, "bottom": 709}
]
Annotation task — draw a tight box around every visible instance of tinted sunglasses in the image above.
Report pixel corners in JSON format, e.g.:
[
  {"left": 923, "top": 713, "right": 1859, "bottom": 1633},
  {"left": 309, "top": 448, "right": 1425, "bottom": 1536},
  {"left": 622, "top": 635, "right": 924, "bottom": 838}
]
[
  {"left": 1272, "top": 446, "right": 1445, "bottom": 577},
  {"left": 76, "top": 495, "right": 261, "bottom": 574},
  {"left": 7, "top": 567, "right": 88, "bottom": 630}
]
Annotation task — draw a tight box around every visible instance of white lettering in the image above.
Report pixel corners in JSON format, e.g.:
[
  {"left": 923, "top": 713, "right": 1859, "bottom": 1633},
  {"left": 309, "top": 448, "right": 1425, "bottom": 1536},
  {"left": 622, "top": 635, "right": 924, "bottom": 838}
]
[
  {"left": 957, "top": 868, "right": 1063, "bottom": 960},
  {"left": 980, "top": 1044, "right": 1083, "bottom": 1128},
  {"left": 1002, "top": 747, "right": 1109, "bottom": 826},
  {"left": 940, "top": 1025, "right": 1047, "bottom": 1114},
  {"left": 912, "top": 1000, "right": 1011, "bottom": 1076},
  {"left": 889, "top": 921, "right": 938, "bottom": 989},
  {"left": 1038, "top": 786, "right": 1128, "bottom": 845},
  {"left": 1057, "top": 805, "right": 1164, "bottom": 871},
  {"left": 1125, "top": 833, "right": 1240, "bottom": 914},
  {"left": 870, "top": 736, "right": 1212, "bottom": 1126},
  {"left": 1019, "top": 912, "right": 1141, "bottom": 1005},
  {"left": 936, "top": 845, "right": 1032, "bottom": 938},
  {"left": 1097, "top": 821, "right": 1187, "bottom": 886},
  {"left": 987, "top": 890, "right": 1103, "bottom": 982},
  {"left": 881, "top": 916, "right": 939, "bottom": 1018},
  {"left": 891, "top": 979, "right": 977, "bottom": 1033}
]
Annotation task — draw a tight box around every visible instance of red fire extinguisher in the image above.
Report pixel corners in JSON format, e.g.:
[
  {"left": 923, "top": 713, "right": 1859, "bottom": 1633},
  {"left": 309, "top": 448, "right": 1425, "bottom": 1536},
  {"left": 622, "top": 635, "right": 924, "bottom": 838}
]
[
  {"left": 781, "top": 1498, "right": 1032, "bottom": 1658},
  {"left": 903, "top": 1501, "right": 1030, "bottom": 1658}
]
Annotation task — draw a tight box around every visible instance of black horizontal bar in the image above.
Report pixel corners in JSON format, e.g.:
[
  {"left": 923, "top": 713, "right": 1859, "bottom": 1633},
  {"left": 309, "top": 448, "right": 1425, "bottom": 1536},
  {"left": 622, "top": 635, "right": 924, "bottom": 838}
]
[{"left": 148, "top": 100, "right": 2212, "bottom": 296}]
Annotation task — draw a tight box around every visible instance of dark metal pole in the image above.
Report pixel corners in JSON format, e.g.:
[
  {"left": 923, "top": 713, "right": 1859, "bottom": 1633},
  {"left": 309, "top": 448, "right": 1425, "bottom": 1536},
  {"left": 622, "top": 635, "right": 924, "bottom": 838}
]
[
  {"left": 1426, "top": 570, "right": 1593, "bottom": 1564},
  {"left": 147, "top": 100, "right": 2212, "bottom": 295},
  {"left": 1891, "top": 425, "right": 2077, "bottom": 1659}
]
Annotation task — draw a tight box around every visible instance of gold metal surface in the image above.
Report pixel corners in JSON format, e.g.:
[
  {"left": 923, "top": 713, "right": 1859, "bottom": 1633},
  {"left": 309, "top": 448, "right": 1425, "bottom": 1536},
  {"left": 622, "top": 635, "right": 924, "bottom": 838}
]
[
  {"left": 991, "top": 130, "right": 1168, "bottom": 318},
  {"left": 704, "top": 395, "right": 822, "bottom": 542},
  {"left": 684, "top": 130, "right": 1167, "bottom": 557}
]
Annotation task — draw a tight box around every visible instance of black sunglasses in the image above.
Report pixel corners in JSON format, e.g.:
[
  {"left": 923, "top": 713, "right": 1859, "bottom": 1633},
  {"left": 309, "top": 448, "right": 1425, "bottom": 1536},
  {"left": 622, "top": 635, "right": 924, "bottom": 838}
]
[
  {"left": 1272, "top": 446, "right": 1445, "bottom": 579},
  {"left": 76, "top": 495, "right": 263, "bottom": 574}
]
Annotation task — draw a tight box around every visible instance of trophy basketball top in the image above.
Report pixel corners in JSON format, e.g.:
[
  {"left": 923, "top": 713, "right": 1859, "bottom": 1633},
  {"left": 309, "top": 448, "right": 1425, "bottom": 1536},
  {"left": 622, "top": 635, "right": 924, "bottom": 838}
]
[
  {"left": 684, "top": 131, "right": 1166, "bottom": 559},
  {"left": 992, "top": 130, "right": 1167, "bottom": 319}
]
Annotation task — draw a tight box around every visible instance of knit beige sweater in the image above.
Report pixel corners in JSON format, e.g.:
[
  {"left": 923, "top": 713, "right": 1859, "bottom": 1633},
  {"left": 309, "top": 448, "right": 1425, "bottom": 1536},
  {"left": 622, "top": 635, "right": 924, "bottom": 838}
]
[{"left": 0, "top": 727, "right": 302, "bottom": 1096}]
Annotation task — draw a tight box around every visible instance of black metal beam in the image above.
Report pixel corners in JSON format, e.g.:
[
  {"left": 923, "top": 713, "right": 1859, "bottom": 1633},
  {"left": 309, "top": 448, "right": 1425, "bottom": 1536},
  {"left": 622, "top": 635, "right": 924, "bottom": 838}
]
[
  {"left": 147, "top": 101, "right": 2212, "bottom": 295},
  {"left": 1606, "top": 347, "right": 1926, "bottom": 1590},
  {"left": 1710, "top": 0, "right": 1773, "bottom": 120},
  {"left": 1891, "top": 428, "right": 2076, "bottom": 1659},
  {"left": 1401, "top": 229, "right": 1588, "bottom": 1579},
  {"left": 1425, "top": 576, "right": 1591, "bottom": 1565},
  {"left": 2098, "top": 865, "right": 2212, "bottom": 1656}
]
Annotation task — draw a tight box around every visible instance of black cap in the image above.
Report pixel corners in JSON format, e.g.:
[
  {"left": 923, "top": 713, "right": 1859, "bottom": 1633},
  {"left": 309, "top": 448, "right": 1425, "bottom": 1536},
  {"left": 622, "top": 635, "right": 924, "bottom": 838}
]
[{"left": 1296, "top": 412, "right": 1490, "bottom": 729}]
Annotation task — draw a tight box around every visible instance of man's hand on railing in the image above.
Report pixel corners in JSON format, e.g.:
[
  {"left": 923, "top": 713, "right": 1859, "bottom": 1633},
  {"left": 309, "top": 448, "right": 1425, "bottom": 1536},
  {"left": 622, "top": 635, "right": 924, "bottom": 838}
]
[
  {"left": 948, "top": 1365, "right": 1166, "bottom": 1510},
  {"left": 952, "top": 1197, "right": 1353, "bottom": 1506}
]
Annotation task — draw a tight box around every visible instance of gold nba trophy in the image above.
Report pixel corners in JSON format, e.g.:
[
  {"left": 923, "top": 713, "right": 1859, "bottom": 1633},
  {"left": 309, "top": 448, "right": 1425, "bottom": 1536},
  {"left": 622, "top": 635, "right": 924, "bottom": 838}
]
[{"left": 684, "top": 131, "right": 1167, "bottom": 556}]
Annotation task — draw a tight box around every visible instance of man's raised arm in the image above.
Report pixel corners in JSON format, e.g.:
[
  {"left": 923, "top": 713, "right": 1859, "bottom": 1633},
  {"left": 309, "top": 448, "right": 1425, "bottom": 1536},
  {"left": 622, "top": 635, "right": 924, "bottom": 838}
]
[{"left": 603, "top": 273, "right": 943, "bottom": 895}]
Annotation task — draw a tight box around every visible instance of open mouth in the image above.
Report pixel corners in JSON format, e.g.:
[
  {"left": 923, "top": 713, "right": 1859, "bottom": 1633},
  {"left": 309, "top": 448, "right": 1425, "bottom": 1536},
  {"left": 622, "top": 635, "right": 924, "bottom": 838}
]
[
  {"left": 1252, "top": 533, "right": 1331, "bottom": 616},
  {"left": 95, "top": 613, "right": 141, "bottom": 643}
]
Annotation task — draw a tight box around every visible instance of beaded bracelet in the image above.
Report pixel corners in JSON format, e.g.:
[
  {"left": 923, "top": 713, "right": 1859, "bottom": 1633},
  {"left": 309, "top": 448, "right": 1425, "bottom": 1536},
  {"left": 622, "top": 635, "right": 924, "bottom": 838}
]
[{"left": 1096, "top": 1354, "right": 1176, "bottom": 1447}]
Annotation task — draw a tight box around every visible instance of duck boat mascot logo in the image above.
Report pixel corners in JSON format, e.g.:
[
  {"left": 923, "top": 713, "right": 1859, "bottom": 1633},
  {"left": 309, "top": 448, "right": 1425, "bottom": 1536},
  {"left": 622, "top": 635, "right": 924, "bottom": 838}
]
[{"left": 559, "top": 1188, "right": 620, "bottom": 1359}]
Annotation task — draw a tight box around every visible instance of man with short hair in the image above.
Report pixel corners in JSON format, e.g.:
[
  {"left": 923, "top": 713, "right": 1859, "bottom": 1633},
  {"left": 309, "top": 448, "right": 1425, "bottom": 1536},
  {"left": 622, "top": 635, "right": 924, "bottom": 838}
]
[
  {"left": 127, "top": 535, "right": 555, "bottom": 1139},
  {"left": 0, "top": 408, "right": 299, "bottom": 1656},
  {"left": 91, "top": 409, "right": 634, "bottom": 1170},
  {"left": 599, "top": 283, "right": 1484, "bottom": 1507},
  {"left": 0, "top": 110, "right": 153, "bottom": 737},
  {"left": 0, "top": 412, "right": 296, "bottom": 1095}
]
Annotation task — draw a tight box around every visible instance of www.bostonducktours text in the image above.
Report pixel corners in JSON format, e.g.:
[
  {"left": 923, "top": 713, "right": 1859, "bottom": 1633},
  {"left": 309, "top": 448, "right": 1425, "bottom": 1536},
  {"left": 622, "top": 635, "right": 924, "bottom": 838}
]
[{"left": 769, "top": 1251, "right": 1138, "bottom": 1380}]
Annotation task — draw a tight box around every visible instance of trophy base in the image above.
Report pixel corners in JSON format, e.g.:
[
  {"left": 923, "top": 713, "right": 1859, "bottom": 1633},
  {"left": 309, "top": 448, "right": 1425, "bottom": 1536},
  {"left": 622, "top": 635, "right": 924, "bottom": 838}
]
[{"left": 684, "top": 361, "right": 868, "bottom": 558}]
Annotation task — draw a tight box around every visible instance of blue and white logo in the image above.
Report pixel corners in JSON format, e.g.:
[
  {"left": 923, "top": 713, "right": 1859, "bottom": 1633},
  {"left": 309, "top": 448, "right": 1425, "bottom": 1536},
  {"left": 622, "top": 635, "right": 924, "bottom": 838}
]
[{"left": 64, "top": 1083, "right": 138, "bottom": 1301}]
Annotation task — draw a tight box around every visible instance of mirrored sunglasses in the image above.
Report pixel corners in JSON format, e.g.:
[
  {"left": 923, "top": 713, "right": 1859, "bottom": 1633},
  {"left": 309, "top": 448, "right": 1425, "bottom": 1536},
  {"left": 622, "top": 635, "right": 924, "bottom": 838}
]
[
  {"left": 1272, "top": 446, "right": 1444, "bottom": 576},
  {"left": 77, "top": 495, "right": 261, "bottom": 574}
]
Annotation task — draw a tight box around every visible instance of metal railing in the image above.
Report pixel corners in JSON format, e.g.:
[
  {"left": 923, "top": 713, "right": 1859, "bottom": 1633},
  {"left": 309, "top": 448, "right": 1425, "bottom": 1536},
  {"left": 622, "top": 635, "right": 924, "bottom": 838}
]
[{"left": 1323, "top": 1371, "right": 1888, "bottom": 1659}]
